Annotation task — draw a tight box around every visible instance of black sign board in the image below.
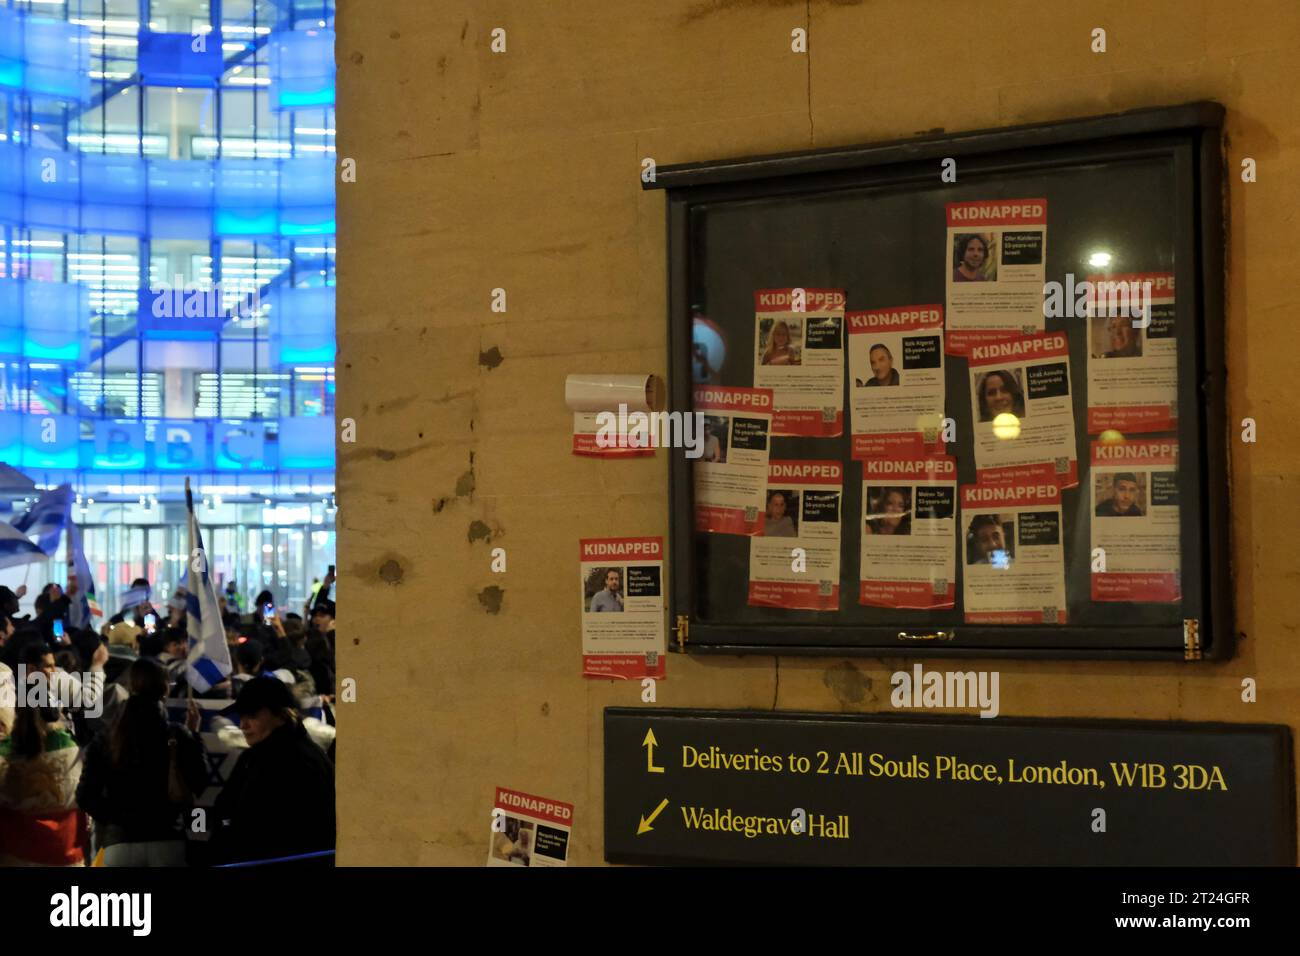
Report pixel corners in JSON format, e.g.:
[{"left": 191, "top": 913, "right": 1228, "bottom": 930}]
[{"left": 604, "top": 708, "right": 1294, "bottom": 866}]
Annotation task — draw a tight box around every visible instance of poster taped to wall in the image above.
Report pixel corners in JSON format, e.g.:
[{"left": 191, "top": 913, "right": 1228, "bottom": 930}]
[
  {"left": 693, "top": 385, "right": 773, "bottom": 535},
  {"left": 967, "top": 330, "right": 1078, "bottom": 489},
  {"left": 1090, "top": 438, "right": 1181, "bottom": 602},
  {"left": 1086, "top": 271, "right": 1177, "bottom": 434},
  {"left": 748, "top": 460, "right": 842, "bottom": 611},
  {"left": 858, "top": 455, "right": 957, "bottom": 609},
  {"left": 945, "top": 199, "right": 1048, "bottom": 356},
  {"left": 571, "top": 412, "right": 655, "bottom": 458},
  {"left": 753, "top": 288, "right": 846, "bottom": 437},
  {"left": 580, "top": 536, "right": 666, "bottom": 679},
  {"left": 847, "top": 304, "right": 947, "bottom": 459},
  {"left": 488, "top": 787, "right": 574, "bottom": 867},
  {"left": 961, "top": 468, "right": 1067, "bottom": 624}
]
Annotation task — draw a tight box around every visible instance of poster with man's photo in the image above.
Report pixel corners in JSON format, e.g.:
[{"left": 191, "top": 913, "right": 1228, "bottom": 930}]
[
  {"left": 858, "top": 455, "right": 957, "bottom": 609},
  {"left": 944, "top": 198, "right": 1048, "bottom": 356},
  {"left": 579, "top": 536, "right": 665, "bottom": 679},
  {"left": 960, "top": 470, "right": 1067, "bottom": 624},
  {"left": 967, "top": 330, "right": 1079, "bottom": 489},
  {"left": 753, "top": 288, "right": 846, "bottom": 437},
  {"left": 847, "top": 304, "right": 947, "bottom": 459},
  {"left": 694, "top": 385, "right": 773, "bottom": 535},
  {"left": 748, "top": 460, "right": 842, "bottom": 611},
  {"left": 1090, "top": 439, "right": 1181, "bottom": 603},
  {"left": 1086, "top": 271, "right": 1177, "bottom": 434},
  {"left": 488, "top": 787, "right": 574, "bottom": 867}
]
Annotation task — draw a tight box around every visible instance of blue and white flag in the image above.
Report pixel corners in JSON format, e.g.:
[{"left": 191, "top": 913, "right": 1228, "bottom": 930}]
[
  {"left": 118, "top": 584, "right": 152, "bottom": 611},
  {"left": 0, "top": 521, "right": 47, "bottom": 571},
  {"left": 185, "top": 482, "right": 233, "bottom": 693},
  {"left": 0, "top": 462, "right": 36, "bottom": 493},
  {"left": 66, "top": 521, "right": 102, "bottom": 629},
  {"left": 11, "top": 484, "right": 73, "bottom": 554}
]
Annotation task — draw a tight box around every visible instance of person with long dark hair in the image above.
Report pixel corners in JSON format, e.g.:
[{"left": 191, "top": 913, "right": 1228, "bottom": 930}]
[
  {"left": 75, "top": 658, "right": 207, "bottom": 866},
  {"left": 976, "top": 369, "right": 1027, "bottom": 421},
  {"left": 0, "top": 641, "right": 84, "bottom": 866}
]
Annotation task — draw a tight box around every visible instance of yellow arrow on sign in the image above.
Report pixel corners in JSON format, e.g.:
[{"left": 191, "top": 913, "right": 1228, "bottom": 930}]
[
  {"left": 643, "top": 728, "right": 664, "bottom": 773},
  {"left": 637, "top": 798, "right": 670, "bottom": 835}
]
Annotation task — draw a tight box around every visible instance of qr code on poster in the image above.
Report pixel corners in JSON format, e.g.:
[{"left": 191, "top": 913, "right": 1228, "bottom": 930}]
[
  {"left": 645, "top": 651, "right": 658, "bottom": 667},
  {"left": 1053, "top": 457, "right": 1069, "bottom": 474},
  {"left": 932, "top": 578, "right": 948, "bottom": 596},
  {"left": 744, "top": 506, "right": 759, "bottom": 522},
  {"left": 1042, "top": 606, "right": 1058, "bottom": 624},
  {"left": 1021, "top": 325, "right": 1037, "bottom": 335},
  {"left": 822, "top": 407, "right": 837, "bottom": 423},
  {"left": 818, "top": 580, "right": 833, "bottom": 596}
]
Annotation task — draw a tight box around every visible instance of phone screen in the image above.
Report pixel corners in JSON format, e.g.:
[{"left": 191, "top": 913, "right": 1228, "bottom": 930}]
[
  {"left": 144, "top": 613, "right": 156, "bottom": 631},
  {"left": 263, "top": 603, "right": 274, "bottom": 622},
  {"left": 52, "top": 619, "right": 65, "bottom": 639}
]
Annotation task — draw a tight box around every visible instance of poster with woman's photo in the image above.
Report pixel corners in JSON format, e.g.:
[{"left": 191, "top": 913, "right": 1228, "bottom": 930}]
[
  {"left": 968, "top": 330, "right": 1078, "bottom": 489},
  {"left": 753, "top": 287, "right": 846, "bottom": 437},
  {"left": 488, "top": 787, "right": 573, "bottom": 867},
  {"left": 858, "top": 455, "right": 957, "bottom": 609},
  {"left": 579, "top": 536, "right": 665, "bottom": 679},
  {"left": 1090, "top": 439, "right": 1181, "bottom": 602},
  {"left": 944, "top": 199, "right": 1047, "bottom": 356},
  {"left": 847, "top": 304, "right": 947, "bottom": 459},
  {"left": 694, "top": 385, "right": 773, "bottom": 535},
  {"left": 960, "top": 471, "right": 1066, "bottom": 624},
  {"left": 1086, "top": 271, "right": 1177, "bottom": 434},
  {"left": 748, "top": 460, "right": 842, "bottom": 611}
]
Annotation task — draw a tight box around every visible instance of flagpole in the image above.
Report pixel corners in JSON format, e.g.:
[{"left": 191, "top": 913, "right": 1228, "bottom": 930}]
[{"left": 185, "top": 477, "right": 195, "bottom": 704}]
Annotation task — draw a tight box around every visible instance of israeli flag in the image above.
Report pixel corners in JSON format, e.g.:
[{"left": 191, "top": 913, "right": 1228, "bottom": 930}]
[
  {"left": 118, "top": 584, "right": 152, "bottom": 611},
  {"left": 11, "top": 484, "right": 73, "bottom": 555},
  {"left": 184, "top": 482, "right": 233, "bottom": 693},
  {"left": 66, "top": 522, "right": 102, "bottom": 628},
  {"left": 0, "top": 521, "right": 47, "bottom": 571}
]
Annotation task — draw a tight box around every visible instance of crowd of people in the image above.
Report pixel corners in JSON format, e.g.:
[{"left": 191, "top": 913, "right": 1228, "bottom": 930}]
[{"left": 0, "top": 566, "right": 337, "bottom": 867}]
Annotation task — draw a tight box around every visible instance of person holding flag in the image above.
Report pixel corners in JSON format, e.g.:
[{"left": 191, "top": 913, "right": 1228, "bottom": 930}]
[
  {"left": 66, "top": 521, "right": 102, "bottom": 632},
  {"left": 183, "top": 478, "right": 233, "bottom": 696}
]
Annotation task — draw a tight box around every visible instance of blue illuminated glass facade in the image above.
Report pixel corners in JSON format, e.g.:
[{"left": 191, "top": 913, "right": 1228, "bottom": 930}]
[{"left": 0, "top": 0, "right": 336, "bottom": 612}]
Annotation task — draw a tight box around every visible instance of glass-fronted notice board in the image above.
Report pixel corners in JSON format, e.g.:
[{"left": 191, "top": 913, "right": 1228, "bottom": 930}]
[{"left": 649, "top": 104, "right": 1230, "bottom": 660}]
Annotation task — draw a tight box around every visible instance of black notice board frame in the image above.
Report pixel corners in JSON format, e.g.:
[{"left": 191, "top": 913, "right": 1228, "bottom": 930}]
[{"left": 648, "top": 103, "right": 1231, "bottom": 661}]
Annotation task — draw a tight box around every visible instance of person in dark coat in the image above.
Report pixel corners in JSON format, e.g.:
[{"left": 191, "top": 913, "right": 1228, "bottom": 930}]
[
  {"left": 306, "top": 598, "right": 335, "bottom": 698},
  {"left": 209, "top": 676, "right": 335, "bottom": 865},
  {"left": 74, "top": 658, "right": 208, "bottom": 866}
]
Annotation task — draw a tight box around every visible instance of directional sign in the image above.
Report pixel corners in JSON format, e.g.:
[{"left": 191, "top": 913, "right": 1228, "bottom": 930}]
[{"left": 604, "top": 708, "right": 1295, "bottom": 866}]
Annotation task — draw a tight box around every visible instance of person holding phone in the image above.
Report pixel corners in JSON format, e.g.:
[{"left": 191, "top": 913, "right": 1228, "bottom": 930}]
[{"left": 34, "top": 583, "right": 72, "bottom": 648}]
